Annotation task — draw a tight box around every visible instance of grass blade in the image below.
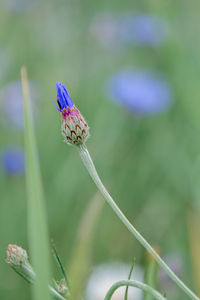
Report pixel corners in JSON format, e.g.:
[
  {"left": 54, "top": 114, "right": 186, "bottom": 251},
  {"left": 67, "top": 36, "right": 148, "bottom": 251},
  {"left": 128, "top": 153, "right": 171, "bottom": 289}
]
[
  {"left": 21, "top": 66, "right": 52, "bottom": 300},
  {"left": 51, "top": 241, "right": 68, "bottom": 285},
  {"left": 125, "top": 262, "right": 135, "bottom": 300}
]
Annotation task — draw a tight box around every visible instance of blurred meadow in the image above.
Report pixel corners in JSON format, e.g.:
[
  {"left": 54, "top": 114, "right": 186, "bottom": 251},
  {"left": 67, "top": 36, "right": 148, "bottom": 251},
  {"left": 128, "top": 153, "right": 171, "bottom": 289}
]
[{"left": 1, "top": 0, "right": 200, "bottom": 299}]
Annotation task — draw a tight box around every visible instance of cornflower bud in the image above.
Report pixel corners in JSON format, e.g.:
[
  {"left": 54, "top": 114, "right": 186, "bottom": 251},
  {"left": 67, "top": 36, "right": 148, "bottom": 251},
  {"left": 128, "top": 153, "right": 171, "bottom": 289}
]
[
  {"left": 7, "top": 244, "right": 28, "bottom": 266},
  {"left": 53, "top": 82, "right": 89, "bottom": 145}
]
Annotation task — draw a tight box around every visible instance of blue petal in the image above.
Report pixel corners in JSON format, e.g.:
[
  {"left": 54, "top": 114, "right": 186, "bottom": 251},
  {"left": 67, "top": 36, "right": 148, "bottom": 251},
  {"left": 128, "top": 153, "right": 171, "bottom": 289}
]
[
  {"left": 56, "top": 82, "right": 74, "bottom": 110},
  {"left": 56, "top": 82, "right": 66, "bottom": 110},
  {"left": 52, "top": 100, "right": 61, "bottom": 112},
  {"left": 61, "top": 83, "right": 74, "bottom": 108}
]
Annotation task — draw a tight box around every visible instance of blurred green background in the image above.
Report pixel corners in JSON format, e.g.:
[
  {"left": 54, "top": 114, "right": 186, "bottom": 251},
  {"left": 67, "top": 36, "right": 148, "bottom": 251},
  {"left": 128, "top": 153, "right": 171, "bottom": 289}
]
[{"left": 1, "top": 0, "right": 200, "bottom": 299}]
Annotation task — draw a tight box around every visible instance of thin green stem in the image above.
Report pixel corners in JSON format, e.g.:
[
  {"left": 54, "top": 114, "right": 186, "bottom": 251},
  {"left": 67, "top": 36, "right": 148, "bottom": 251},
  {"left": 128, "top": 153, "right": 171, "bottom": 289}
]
[
  {"left": 78, "top": 143, "right": 199, "bottom": 300},
  {"left": 104, "top": 280, "right": 166, "bottom": 300},
  {"left": 125, "top": 263, "right": 134, "bottom": 300}
]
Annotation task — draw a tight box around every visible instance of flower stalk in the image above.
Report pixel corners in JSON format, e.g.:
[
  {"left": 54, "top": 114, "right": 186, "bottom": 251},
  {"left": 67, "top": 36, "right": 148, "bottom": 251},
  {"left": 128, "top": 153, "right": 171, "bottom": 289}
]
[{"left": 78, "top": 143, "right": 199, "bottom": 300}]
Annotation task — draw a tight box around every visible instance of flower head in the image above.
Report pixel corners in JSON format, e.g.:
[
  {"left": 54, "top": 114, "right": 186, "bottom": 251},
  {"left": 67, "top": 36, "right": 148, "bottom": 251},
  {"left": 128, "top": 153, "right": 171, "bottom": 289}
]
[
  {"left": 53, "top": 82, "right": 89, "bottom": 145},
  {"left": 7, "top": 244, "right": 28, "bottom": 266}
]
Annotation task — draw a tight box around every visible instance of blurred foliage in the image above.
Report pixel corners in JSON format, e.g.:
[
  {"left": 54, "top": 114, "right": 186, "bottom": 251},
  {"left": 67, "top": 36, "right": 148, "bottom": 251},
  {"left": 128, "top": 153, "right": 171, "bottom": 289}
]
[{"left": 1, "top": 0, "right": 200, "bottom": 299}]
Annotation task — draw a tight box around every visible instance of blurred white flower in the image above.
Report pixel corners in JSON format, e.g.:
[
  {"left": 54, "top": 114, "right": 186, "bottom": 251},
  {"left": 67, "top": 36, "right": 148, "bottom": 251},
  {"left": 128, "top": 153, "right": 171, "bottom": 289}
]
[{"left": 85, "top": 262, "right": 143, "bottom": 300}]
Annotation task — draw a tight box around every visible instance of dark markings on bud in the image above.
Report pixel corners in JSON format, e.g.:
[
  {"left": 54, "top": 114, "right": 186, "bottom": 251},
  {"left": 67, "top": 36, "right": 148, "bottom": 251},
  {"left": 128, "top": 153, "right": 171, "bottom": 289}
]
[
  {"left": 75, "top": 124, "right": 81, "bottom": 130},
  {"left": 71, "top": 130, "right": 76, "bottom": 137}
]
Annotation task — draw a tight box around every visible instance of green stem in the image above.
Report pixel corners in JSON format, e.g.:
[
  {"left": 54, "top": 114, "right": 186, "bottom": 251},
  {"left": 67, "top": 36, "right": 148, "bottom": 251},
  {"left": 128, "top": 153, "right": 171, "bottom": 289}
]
[
  {"left": 104, "top": 280, "right": 166, "bottom": 300},
  {"left": 78, "top": 144, "right": 199, "bottom": 300}
]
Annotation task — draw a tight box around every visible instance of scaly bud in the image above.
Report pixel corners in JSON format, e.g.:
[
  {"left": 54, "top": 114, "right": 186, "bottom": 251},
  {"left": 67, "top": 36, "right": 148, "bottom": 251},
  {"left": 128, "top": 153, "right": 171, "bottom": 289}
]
[
  {"left": 53, "top": 82, "right": 89, "bottom": 145},
  {"left": 7, "top": 244, "right": 28, "bottom": 266}
]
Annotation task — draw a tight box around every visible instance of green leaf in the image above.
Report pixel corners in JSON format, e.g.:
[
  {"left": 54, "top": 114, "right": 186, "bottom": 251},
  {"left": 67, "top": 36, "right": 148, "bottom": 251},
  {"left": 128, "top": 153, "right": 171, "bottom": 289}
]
[{"left": 21, "top": 66, "right": 52, "bottom": 300}]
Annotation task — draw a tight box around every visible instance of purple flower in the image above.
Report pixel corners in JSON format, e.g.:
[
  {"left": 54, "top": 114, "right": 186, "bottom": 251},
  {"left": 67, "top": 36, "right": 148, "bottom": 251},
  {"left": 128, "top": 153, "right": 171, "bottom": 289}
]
[
  {"left": 1, "top": 148, "right": 25, "bottom": 175},
  {"left": 107, "top": 70, "right": 173, "bottom": 115}
]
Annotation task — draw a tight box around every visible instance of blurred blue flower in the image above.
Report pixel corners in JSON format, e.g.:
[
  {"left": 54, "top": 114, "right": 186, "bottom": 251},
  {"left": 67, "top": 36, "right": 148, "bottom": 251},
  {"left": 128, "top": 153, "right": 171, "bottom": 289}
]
[
  {"left": 119, "top": 14, "right": 169, "bottom": 46},
  {"left": 107, "top": 70, "right": 173, "bottom": 115},
  {"left": 90, "top": 13, "right": 169, "bottom": 48},
  {"left": 0, "top": 80, "right": 36, "bottom": 130},
  {"left": 1, "top": 148, "right": 25, "bottom": 175}
]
